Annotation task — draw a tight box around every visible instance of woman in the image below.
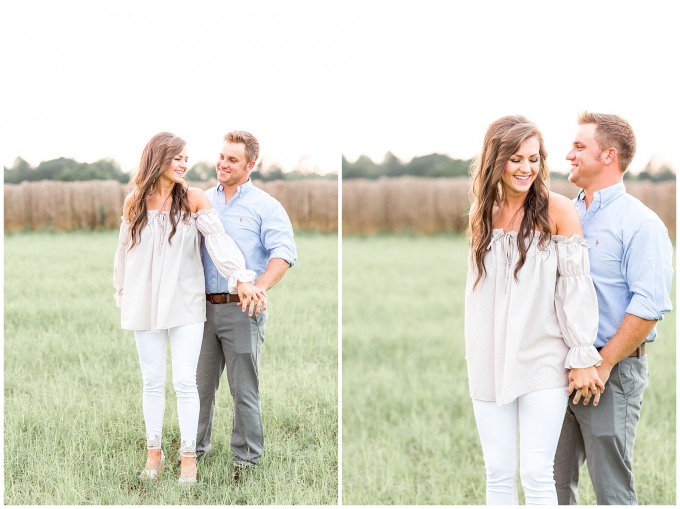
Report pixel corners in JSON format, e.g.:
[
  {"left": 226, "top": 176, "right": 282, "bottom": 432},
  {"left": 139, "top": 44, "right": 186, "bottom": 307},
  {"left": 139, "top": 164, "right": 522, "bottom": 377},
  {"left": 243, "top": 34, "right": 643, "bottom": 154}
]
[
  {"left": 114, "top": 132, "right": 264, "bottom": 485},
  {"left": 464, "top": 116, "right": 603, "bottom": 505}
]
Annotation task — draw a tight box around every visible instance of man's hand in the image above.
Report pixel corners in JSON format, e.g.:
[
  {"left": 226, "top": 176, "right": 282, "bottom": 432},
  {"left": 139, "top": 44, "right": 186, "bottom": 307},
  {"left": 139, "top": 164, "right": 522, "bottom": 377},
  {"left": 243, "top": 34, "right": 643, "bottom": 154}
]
[
  {"left": 567, "top": 366, "right": 605, "bottom": 406},
  {"left": 570, "top": 362, "right": 614, "bottom": 407},
  {"left": 237, "top": 281, "right": 267, "bottom": 316}
]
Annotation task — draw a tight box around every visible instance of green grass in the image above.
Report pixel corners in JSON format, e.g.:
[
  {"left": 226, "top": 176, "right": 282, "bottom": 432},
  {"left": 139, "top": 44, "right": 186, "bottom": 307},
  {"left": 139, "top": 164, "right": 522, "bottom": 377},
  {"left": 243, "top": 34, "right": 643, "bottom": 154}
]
[
  {"left": 342, "top": 234, "right": 675, "bottom": 505},
  {"left": 4, "top": 230, "right": 338, "bottom": 505}
]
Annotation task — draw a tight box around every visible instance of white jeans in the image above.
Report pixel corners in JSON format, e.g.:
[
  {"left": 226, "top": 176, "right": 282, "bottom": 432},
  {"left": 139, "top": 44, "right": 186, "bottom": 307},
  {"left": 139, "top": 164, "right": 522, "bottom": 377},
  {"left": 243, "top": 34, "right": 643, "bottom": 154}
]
[
  {"left": 472, "top": 387, "right": 568, "bottom": 505},
  {"left": 134, "top": 323, "right": 204, "bottom": 453}
]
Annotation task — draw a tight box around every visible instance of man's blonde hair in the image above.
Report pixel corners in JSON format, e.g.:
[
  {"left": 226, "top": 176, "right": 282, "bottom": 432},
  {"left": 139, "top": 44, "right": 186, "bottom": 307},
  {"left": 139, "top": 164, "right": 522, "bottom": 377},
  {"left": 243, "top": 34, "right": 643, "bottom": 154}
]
[
  {"left": 578, "top": 111, "right": 636, "bottom": 172},
  {"left": 224, "top": 131, "right": 260, "bottom": 164}
]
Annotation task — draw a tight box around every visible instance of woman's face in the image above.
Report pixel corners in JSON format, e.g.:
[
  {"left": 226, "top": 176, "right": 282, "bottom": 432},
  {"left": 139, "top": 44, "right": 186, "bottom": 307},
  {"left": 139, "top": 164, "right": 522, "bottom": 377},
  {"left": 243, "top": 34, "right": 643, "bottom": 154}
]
[
  {"left": 501, "top": 136, "right": 540, "bottom": 196},
  {"left": 160, "top": 147, "right": 188, "bottom": 184}
]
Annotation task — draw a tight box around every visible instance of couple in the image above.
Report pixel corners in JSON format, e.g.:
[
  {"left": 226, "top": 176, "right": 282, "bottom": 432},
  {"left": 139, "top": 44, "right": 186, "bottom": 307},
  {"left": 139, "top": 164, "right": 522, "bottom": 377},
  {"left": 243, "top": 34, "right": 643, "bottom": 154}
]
[
  {"left": 113, "top": 131, "right": 297, "bottom": 485},
  {"left": 464, "top": 113, "right": 673, "bottom": 505}
]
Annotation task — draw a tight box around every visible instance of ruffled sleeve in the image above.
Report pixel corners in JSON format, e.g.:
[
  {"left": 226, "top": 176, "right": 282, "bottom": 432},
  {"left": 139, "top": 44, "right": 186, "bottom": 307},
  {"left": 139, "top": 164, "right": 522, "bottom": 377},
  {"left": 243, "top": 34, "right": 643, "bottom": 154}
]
[
  {"left": 113, "top": 217, "right": 128, "bottom": 307},
  {"left": 553, "top": 235, "right": 603, "bottom": 369},
  {"left": 195, "top": 208, "right": 257, "bottom": 293}
]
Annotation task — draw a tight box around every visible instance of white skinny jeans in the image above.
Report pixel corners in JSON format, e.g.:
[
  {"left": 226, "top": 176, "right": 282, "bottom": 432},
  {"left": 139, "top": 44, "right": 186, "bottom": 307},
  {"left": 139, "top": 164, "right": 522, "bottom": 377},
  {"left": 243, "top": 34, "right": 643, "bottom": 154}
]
[
  {"left": 134, "top": 323, "right": 204, "bottom": 453},
  {"left": 472, "top": 387, "right": 568, "bottom": 505}
]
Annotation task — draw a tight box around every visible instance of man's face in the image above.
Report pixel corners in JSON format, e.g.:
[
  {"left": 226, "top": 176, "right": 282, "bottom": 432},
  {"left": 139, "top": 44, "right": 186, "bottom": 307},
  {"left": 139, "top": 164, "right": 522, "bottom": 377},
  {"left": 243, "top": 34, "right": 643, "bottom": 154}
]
[
  {"left": 216, "top": 141, "right": 253, "bottom": 188},
  {"left": 566, "top": 123, "right": 605, "bottom": 189}
]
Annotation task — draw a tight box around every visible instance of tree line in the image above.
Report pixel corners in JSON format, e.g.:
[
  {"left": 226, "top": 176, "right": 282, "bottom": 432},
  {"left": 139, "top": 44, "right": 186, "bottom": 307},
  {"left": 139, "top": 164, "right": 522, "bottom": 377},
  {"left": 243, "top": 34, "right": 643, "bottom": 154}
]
[
  {"left": 342, "top": 152, "right": 676, "bottom": 182},
  {"left": 4, "top": 157, "right": 129, "bottom": 184},
  {"left": 4, "top": 153, "right": 671, "bottom": 184},
  {"left": 342, "top": 152, "right": 473, "bottom": 179},
  {"left": 4, "top": 157, "right": 337, "bottom": 184}
]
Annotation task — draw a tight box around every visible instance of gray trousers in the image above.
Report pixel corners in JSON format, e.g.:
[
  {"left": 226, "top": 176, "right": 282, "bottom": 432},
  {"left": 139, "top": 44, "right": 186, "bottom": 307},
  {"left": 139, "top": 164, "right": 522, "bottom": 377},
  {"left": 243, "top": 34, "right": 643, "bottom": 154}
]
[
  {"left": 196, "top": 301, "right": 267, "bottom": 466},
  {"left": 554, "top": 355, "right": 648, "bottom": 505}
]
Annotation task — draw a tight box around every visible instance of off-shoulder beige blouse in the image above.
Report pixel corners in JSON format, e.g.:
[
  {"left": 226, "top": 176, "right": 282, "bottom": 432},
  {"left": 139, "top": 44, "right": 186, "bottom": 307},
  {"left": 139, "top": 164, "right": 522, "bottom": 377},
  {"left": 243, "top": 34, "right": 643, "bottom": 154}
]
[
  {"left": 464, "top": 230, "right": 602, "bottom": 405},
  {"left": 113, "top": 208, "right": 256, "bottom": 332}
]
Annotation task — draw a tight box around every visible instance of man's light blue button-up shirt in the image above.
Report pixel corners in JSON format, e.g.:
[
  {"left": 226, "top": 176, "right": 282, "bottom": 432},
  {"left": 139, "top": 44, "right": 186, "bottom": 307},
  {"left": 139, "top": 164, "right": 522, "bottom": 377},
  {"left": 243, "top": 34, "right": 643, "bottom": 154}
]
[
  {"left": 201, "top": 179, "right": 297, "bottom": 293},
  {"left": 574, "top": 181, "right": 673, "bottom": 347}
]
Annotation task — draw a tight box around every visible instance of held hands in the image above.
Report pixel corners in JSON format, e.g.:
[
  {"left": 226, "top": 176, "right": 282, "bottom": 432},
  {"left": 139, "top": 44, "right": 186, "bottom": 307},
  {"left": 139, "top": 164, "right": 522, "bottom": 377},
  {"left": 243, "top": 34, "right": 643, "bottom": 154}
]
[
  {"left": 236, "top": 281, "right": 267, "bottom": 316},
  {"left": 567, "top": 366, "right": 606, "bottom": 406}
]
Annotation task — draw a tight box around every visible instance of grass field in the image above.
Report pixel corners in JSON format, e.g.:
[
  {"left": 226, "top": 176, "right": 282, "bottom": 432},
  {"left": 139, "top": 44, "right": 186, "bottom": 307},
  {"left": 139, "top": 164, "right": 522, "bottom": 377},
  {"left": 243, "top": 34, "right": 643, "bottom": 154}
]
[
  {"left": 4, "top": 230, "right": 338, "bottom": 505},
  {"left": 342, "top": 234, "right": 676, "bottom": 505}
]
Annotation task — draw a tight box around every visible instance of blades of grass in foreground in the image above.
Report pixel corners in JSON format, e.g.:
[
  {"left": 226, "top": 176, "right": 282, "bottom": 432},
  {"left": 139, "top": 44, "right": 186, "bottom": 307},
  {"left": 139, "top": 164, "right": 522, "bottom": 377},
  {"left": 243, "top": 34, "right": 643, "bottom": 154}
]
[
  {"left": 342, "top": 234, "right": 675, "bottom": 505},
  {"left": 4, "top": 230, "right": 338, "bottom": 505}
]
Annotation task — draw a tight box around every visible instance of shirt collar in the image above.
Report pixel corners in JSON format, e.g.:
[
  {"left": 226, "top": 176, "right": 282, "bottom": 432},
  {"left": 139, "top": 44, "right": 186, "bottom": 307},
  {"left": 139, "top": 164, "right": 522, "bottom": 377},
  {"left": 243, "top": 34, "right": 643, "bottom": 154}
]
[
  {"left": 216, "top": 178, "right": 253, "bottom": 197},
  {"left": 577, "top": 181, "right": 625, "bottom": 208}
]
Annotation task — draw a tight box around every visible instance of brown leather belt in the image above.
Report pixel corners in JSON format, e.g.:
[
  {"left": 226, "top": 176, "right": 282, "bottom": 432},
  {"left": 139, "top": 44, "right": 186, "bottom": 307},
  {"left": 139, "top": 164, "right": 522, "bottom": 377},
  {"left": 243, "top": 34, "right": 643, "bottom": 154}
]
[
  {"left": 596, "top": 344, "right": 645, "bottom": 358},
  {"left": 206, "top": 293, "right": 240, "bottom": 304}
]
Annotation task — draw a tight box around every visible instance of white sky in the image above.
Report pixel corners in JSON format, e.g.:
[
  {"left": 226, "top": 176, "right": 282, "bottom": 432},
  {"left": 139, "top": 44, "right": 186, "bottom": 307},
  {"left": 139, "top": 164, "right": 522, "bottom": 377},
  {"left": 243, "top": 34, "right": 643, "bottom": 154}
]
[
  {"left": 2, "top": 1, "right": 678, "bottom": 176},
  {"left": 339, "top": 0, "right": 680, "bottom": 174},
  {"left": 1, "top": 0, "right": 341, "bottom": 174}
]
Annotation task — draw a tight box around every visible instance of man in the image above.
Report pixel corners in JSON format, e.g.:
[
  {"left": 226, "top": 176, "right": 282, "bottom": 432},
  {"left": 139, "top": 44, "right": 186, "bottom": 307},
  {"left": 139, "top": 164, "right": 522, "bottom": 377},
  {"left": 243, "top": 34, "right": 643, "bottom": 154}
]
[
  {"left": 554, "top": 112, "right": 673, "bottom": 504},
  {"left": 196, "top": 131, "right": 297, "bottom": 477}
]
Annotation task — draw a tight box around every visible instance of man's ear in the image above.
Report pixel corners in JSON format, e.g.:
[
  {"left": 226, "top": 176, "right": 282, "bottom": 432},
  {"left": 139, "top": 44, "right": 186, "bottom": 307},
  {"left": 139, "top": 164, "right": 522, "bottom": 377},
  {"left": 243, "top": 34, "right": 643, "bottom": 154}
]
[
  {"left": 247, "top": 161, "right": 256, "bottom": 171},
  {"left": 602, "top": 147, "right": 618, "bottom": 166}
]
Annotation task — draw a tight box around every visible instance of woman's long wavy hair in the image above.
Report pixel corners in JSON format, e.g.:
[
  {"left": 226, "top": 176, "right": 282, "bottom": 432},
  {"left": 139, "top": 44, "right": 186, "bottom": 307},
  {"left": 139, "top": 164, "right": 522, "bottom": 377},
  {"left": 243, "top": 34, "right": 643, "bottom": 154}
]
[
  {"left": 467, "top": 115, "right": 551, "bottom": 288},
  {"left": 127, "top": 132, "right": 191, "bottom": 249}
]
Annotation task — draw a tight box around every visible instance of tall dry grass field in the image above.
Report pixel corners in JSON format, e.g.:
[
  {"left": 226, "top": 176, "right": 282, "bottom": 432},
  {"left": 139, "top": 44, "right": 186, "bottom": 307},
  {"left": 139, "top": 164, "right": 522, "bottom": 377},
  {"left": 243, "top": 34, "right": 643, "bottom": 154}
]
[
  {"left": 342, "top": 234, "right": 675, "bottom": 505},
  {"left": 342, "top": 177, "right": 470, "bottom": 234},
  {"left": 4, "top": 179, "right": 338, "bottom": 233},
  {"left": 4, "top": 230, "right": 338, "bottom": 505},
  {"left": 3, "top": 180, "right": 127, "bottom": 231},
  {"left": 342, "top": 177, "right": 676, "bottom": 236}
]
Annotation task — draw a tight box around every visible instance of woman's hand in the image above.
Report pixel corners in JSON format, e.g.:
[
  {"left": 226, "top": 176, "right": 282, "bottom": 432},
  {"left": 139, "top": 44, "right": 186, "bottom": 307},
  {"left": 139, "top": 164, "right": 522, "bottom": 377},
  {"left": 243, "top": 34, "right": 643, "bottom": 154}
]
[
  {"left": 567, "top": 366, "right": 605, "bottom": 406},
  {"left": 236, "top": 281, "right": 267, "bottom": 316}
]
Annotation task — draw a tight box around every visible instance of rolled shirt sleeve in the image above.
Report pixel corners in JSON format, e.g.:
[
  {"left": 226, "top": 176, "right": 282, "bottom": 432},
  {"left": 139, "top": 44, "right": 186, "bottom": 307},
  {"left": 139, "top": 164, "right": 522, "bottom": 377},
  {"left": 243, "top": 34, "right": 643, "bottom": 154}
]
[
  {"left": 623, "top": 218, "right": 674, "bottom": 322},
  {"left": 553, "top": 235, "right": 603, "bottom": 369},
  {"left": 260, "top": 201, "right": 297, "bottom": 267}
]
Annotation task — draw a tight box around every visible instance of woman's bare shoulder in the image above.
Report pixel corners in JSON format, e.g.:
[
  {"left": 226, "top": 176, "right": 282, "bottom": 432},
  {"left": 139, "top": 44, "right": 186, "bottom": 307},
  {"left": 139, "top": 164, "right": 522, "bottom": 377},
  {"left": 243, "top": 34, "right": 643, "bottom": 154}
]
[
  {"left": 187, "top": 187, "right": 211, "bottom": 212},
  {"left": 548, "top": 191, "right": 582, "bottom": 236}
]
